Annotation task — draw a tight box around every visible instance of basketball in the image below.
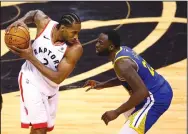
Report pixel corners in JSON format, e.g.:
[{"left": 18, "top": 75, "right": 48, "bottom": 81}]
[{"left": 4, "top": 26, "right": 30, "bottom": 49}]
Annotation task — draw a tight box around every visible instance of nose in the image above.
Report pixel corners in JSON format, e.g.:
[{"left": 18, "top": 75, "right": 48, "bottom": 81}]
[
  {"left": 74, "top": 34, "right": 78, "bottom": 40},
  {"left": 73, "top": 38, "right": 78, "bottom": 41},
  {"left": 95, "top": 44, "right": 100, "bottom": 50},
  {"left": 96, "top": 42, "right": 100, "bottom": 47}
]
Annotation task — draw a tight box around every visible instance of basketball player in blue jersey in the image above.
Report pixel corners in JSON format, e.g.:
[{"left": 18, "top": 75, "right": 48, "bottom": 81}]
[{"left": 83, "top": 30, "right": 173, "bottom": 134}]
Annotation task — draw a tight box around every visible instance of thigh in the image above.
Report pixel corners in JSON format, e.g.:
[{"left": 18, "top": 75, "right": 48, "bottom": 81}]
[
  {"left": 46, "top": 93, "right": 59, "bottom": 131},
  {"left": 128, "top": 88, "right": 172, "bottom": 134},
  {"left": 20, "top": 97, "right": 30, "bottom": 128},
  {"left": 128, "top": 95, "right": 154, "bottom": 134},
  {"left": 49, "top": 93, "right": 58, "bottom": 118},
  {"left": 144, "top": 82, "right": 173, "bottom": 133},
  {"left": 19, "top": 72, "right": 48, "bottom": 129}
]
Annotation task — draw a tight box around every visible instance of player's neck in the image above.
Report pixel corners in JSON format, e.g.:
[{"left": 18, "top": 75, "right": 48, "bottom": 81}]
[
  {"left": 109, "top": 48, "right": 120, "bottom": 63},
  {"left": 51, "top": 26, "right": 58, "bottom": 43}
]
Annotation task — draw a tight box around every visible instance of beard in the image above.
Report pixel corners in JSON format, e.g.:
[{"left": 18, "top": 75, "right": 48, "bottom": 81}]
[
  {"left": 66, "top": 38, "right": 79, "bottom": 46},
  {"left": 96, "top": 48, "right": 111, "bottom": 56}
]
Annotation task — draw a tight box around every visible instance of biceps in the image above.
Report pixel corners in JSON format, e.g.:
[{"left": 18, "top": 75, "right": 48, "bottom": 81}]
[
  {"left": 34, "top": 10, "right": 49, "bottom": 27},
  {"left": 123, "top": 68, "right": 147, "bottom": 91},
  {"left": 57, "top": 60, "right": 75, "bottom": 78}
]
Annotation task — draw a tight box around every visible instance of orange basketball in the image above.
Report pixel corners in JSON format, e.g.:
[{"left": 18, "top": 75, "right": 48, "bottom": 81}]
[{"left": 4, "top": 26, "right": 30, "bottom": 49}]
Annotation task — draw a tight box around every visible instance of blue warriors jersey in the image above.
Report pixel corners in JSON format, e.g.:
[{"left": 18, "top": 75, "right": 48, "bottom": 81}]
[{"left": 114, "top": 46, "right": 166, "bottom": 94}]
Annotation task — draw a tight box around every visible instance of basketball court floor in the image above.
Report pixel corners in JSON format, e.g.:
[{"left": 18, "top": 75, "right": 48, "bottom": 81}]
[{"left": 1, "top": 1, "right": 187, "bottom": 134}]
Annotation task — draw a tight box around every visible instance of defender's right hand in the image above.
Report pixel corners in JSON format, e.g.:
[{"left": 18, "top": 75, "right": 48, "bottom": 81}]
[
  {"left": 83, "top": 80, "right": 104, "bottom": 92},
  {"left": 6, "top": 20, "right": 28, "bottom": 33}
]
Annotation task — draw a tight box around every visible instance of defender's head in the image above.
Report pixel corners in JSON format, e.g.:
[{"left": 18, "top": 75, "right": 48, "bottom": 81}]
[
  {"left": 96, "top": 30, "right": 120, "bottom": 56},
  {"left": 56, "top": 13, "right": 81, "bottom": 44}
]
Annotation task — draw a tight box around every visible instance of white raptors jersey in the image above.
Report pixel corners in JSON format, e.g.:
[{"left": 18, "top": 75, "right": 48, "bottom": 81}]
[{"left": 21, "top": 20, "right": 67, "bottom": 96}]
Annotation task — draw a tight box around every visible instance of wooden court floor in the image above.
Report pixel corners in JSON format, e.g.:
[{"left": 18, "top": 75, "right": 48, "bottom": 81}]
[
  {"left": 1, "top": 60, "right": 187, "bottom": 134},
  {"left": 1, "top": 1, "right": 187, "bottom": 134}
]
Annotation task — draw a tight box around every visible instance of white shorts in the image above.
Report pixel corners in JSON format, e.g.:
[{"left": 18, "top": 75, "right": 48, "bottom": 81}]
[{"left": 18, "top": 72, "right": 58, "bottom": 132}]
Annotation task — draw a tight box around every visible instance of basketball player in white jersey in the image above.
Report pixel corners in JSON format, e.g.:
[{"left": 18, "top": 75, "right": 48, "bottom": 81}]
[{"left": 6, "top": 10, "right": 83, "bottom": 134}]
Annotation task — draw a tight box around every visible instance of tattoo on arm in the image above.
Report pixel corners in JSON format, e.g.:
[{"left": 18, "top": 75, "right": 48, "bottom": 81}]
[{"left": 19, "top": 10, "right": 49, "bottom": 26}]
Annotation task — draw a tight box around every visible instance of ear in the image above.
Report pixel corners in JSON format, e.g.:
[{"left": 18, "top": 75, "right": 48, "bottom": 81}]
[
  {"left": 60, "top": 25, "right": 66, "bottom": 31},
  {"left": 109, "top": 44, "right": 114, "bottom": 51}
]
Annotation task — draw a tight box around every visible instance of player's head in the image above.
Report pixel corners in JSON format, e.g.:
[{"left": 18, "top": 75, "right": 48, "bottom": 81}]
[
  {"left": 56, "top": 13, "right": 81, "bottom": 44},
  {"left": 95, "top": 30, "right": 120, "bottom": 56}
]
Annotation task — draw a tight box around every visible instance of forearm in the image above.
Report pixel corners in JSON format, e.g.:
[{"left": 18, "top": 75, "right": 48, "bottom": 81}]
[
  {"left": 101, "top": 77, "right": 121, "bottom": 88},
  {"left": 29, "top": 57, "right": 64, "bottom": 84},
  {"left": 19, "top": 10, "right": 39, "bottom": 24},
  {"left": 115, "top": 90, "right": 149, "bottom": 115}
]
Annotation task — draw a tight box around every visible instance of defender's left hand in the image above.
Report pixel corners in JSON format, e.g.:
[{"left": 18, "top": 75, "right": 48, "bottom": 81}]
[
  {"left": 8, "top": 41, "right": 34, "bottom": 60},
  {"left": 101, "top": 110, "right": 120, "bottom": 125}
]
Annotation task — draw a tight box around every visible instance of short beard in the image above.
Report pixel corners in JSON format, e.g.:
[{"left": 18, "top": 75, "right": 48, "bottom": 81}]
[{"left": 97, "top": 49, "right": 111, "bottom": 56}]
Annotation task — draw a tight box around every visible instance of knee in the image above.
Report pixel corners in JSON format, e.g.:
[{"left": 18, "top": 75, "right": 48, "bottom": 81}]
[{"left": 30, "top": 127, "right": 47, "bottom": 134}]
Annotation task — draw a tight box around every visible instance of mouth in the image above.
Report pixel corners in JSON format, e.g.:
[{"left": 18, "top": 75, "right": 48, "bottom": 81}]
[
  {"left": 68, "top": 40, "right": 74, "bottom": 43},
  {"left": 96, "top": 48, "right": 99, "bottom": 52},
  {"left": 67, "top": 39, "right": 76, "bottom": 44}
]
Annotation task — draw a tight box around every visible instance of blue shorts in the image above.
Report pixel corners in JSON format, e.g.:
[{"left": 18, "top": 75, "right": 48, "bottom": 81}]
[{"left": 128, "top": 81, "right": 173, "bottom": 134}]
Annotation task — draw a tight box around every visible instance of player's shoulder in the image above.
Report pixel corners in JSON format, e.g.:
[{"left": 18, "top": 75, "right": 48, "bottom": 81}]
[
  {"left": 65, "top": 42, "right": 83, "bottom": 62},
  {"left": 68, "top": 40, "right": 82, "bottom": 50},
  {"left": 40, "top": 18, "right": 52, "bottom": 29},
  {"left": 115, "top": 46, "right": 131, "bottom": 60},
  {"left": 71, "top": 43, "right": 83, "bottom": 56},
  {"left": 114, "top": 47, "right": 138, "bottom": 72},
  {"left": 114, "top": 57, "right": 133, "bottom": 68}
]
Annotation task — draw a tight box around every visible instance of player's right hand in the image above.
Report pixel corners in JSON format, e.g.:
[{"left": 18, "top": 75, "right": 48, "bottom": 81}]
[
  {"left": 8, "top": 41, "right": 34, "bottom": 60},
  {"left": 83, "top": 80, "right": 104, "bottom": 92},
  {"left": 6, "top": 20, "right": 28, "bottom": 33}
]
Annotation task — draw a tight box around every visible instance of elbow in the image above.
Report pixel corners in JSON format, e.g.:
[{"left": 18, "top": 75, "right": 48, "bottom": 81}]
[
  {"left": 28, "top": 10, "right": 40, "bottom": 15},
  {"left": 133, "top": 89, "right": 149, "bottom": 100},
  {"left": 54, "top": 80, "right": 62, "bottom": 85},
  {"left": 53, "top": 77, "right": 65, "bottom": 85},
  {"left": 141, "top": 89, "right": 150, "bottom": 98},
  {"left": 33, "top": 9, "right": 41, "bottom": 13},
  {"left": 54, "top": 78, "right": 63, "bottom": 85}
]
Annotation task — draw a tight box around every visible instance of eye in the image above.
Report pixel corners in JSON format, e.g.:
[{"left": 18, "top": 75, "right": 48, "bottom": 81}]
[
  {"left": 72, "top": 31, "right": 78, "bottom": 34},
  {"left": 98, "top": 40, "right": 103, "bottom": 44}
]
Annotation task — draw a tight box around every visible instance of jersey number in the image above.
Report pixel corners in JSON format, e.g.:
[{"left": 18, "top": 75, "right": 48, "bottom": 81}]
[
  {"left": 43, "top": 58, "right": 49, "bottom": 66},
  {"left": 142, "top": 59, "right": 155, "bottom": 76}
]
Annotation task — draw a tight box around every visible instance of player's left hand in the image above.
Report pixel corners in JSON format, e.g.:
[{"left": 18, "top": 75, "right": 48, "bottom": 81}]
[
  {"left": 101, "top": 110, "right": 120, "bottom": 125},
  {"left": 83, "top": 80, "right": 104, "bottom": 92},
  {"left": 8, "top": 41, "right": 34, "bottom": 60}
]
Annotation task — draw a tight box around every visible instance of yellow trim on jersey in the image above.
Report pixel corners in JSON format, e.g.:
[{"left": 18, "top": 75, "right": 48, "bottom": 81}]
[
  {"left": 128, "top": 110, "right": 142, "bottom": 134},
  {"left": 114, "top": 56, "right": 139, "bottom": 72},
  {"left": 128, "top": 110, "right": 147, "bottom": 134},
  {"left": 142, "top": 59, "right": 155, "bottom": 76},
  {"left": 115, "top": 46, "right": 123, "bottom": 58},
  {"left": 114, "top": 56, "right": 130, "bottom": 64},
  {"left": 113, "top": 56, "right": 130, "bottom": 81}
]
